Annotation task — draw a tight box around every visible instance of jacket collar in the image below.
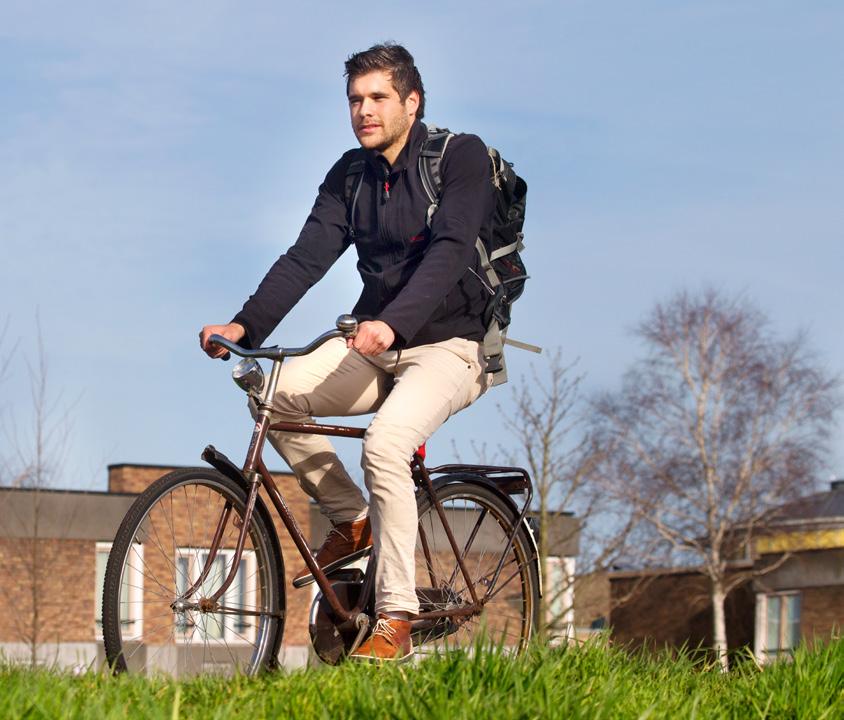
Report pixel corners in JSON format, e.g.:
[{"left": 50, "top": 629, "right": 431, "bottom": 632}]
[{"left": 365, "top": 120, "right": 427, "bottom": 174}]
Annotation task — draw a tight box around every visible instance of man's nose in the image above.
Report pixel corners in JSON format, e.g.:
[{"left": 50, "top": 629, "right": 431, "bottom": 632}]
[{"left": 357, "top": 97, "right": 375, "bottom": 117}]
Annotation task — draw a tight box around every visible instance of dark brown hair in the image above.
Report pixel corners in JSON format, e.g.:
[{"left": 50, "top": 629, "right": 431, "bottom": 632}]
[{"left": 344, "top": 43, "right": 426, "bottom": 120}]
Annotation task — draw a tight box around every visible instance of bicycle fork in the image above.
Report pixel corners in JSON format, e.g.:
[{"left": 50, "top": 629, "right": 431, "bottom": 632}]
[{"left": 176, "top": 359, "right": 282, "bottom": 617}]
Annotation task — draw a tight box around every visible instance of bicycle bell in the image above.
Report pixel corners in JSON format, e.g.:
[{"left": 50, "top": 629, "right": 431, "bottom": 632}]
[
  {"left": 232, "top": 358, "right": 265, "bottom": 394},
  {"left": 336, "top": 314, "right": 358, "bottom": 336}
]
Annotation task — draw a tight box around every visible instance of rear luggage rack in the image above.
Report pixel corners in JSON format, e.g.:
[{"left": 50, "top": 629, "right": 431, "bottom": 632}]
[{"left": 425, "top": 464, "right": 531, "bottom": 495}]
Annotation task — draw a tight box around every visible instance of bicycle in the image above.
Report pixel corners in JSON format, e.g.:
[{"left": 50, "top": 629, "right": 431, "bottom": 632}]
[{"left": 103, "top": 315, "right": 541, "bottom": 675}]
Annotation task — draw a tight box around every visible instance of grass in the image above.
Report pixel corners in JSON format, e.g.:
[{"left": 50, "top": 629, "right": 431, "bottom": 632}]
[{"left": 1, "top": 638, "right": 842, "bottom": 719}]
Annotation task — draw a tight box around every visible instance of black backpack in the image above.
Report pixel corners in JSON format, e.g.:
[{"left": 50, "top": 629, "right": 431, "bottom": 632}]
[{"left": 345, "top": 126, "right": 538, "bottom": 384}]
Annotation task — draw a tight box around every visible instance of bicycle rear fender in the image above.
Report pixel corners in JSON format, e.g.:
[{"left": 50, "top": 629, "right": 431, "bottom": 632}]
[
  {"left": 428, "top": 472, "right": 543, "bottom": 598},
  {"left": 201, "top": 445, "right": 251, "bottom": 491}
]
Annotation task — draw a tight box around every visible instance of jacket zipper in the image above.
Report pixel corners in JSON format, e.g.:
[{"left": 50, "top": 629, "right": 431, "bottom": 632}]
[
  {"left": 377, "top": 165, "right": 393, "bottom": 269},
  {"left": 381, "top": 163, "right": 391, "bottom": 202}
]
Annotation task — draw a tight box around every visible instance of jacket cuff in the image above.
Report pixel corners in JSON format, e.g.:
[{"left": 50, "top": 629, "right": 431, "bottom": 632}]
[
  {"left": 376, "top": 312, "right": 412, "bottom": 349},
  {"left": 230, "top": 313, "right": 257, "bottom": 350}
]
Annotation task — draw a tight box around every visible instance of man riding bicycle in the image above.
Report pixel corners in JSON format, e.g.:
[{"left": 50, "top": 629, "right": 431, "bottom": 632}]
[{"left": 200, "top": 43, "right": 495, "bottom": 662}]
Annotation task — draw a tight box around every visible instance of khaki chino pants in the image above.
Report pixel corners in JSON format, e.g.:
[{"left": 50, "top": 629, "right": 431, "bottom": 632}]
[{"left": 256, "top": 336, "right": 489, "bottom": 615}]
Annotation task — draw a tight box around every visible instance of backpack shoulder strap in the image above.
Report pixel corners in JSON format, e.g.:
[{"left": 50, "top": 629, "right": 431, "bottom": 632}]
[
  {"left": 418, "top": 126, "right": 454, "bottom": 227},
  {"left": 344, "top": 153, "right": 367, "bottom": 239}
]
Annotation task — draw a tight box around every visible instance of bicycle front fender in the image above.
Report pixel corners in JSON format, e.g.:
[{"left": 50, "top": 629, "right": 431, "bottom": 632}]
[{"left": 201, "top": 444, "right": 251, "bottom": 492}]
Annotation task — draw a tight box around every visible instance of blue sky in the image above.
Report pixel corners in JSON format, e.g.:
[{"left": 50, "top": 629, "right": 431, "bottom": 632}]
[{"left": 2, "top": 1, "right": 842, "bottom": 491}]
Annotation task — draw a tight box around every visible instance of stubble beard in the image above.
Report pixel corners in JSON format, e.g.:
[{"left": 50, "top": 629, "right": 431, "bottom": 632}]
[{"left": 359, "top": 114, "right": 411, "bottom": 156}]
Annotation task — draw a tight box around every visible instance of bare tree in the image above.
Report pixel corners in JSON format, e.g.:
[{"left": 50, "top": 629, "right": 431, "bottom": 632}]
[
  {"left": 587, "top": 289, "right": 840, "bottom": 669},
  {"left": 503, "top": 352, "right": 585, "bottom": 639},
  {"left": 477, "top": 351, "right": 635, "bottom": 641},
  {"left": 0, "top": 321, "right": 81, "bottom": 666}
]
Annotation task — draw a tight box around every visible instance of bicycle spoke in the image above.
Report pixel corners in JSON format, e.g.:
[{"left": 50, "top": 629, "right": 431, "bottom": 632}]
[
  {"left": 412, "top": 484, "right": 536, "bottom": 655},
  {"left": 103, "top": 471, "right": 282, "bottom": 677}
]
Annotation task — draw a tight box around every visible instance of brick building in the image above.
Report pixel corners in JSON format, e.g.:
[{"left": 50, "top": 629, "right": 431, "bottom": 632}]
[
  {"left": 605, "top": 480, "right": 844, "bottom": 660},
  {"left": 607, "top": 566, "right": 756, "bottom": 653},
  {"left": 750, "top": 479, "right": 844, "bottom": 661},
  {"left": 0, "top": 463, "right": 314, "bottom": 670},
  {"left": 0, "top": 463, "right": 579, "bottom": 672}
]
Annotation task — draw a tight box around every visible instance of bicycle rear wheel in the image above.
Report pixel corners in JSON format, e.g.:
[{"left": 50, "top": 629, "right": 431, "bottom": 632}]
[
  {"left": 412, "top": 480, "right": 539, "bottom": 655},
  {"left": 103, "top": 468, "right": 285, "bottom": 676}
]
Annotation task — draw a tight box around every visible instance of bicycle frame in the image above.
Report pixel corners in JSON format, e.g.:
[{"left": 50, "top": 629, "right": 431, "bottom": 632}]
[{"left": 185, "top": 332, "right": 535, "bottom": 635}]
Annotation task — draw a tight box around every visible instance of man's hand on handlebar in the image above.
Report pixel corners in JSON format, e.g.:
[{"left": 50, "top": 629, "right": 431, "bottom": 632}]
[
  {"left": 349, "top": 320, "right": 395, "bottom": 356},
  {"left": 200, "top": 322, "right": 246, "bottom": 359}
]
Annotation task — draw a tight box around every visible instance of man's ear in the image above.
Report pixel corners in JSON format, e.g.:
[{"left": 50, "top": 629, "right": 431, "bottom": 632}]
[{"left": 405, "top": 90, "right": 420, "bottom": 119}]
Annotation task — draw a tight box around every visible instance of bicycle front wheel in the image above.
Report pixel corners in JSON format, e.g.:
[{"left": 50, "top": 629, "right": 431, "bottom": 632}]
[
  {"left": 103, "top": 468, "right": 285, "bottom": 677},
  {"left": 413, "top": 480, "right": 539, "bottom": 655}
]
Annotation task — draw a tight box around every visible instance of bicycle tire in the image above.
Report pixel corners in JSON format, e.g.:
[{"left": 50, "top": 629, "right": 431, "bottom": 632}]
[
  {"left": 103, "top": 468, "right": 285, "bottom": 676},
  {"left": 412, "top": 479, "right": 539, "bottom": 655}
]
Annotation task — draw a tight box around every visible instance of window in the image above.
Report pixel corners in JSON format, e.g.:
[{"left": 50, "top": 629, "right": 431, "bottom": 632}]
[
  {"left": 95, "top": 542, "right": 144, "bottom": 640},
  {"left": 760, "top": 592, "right": 801, "bottom": 660},
  {"left": 174, "top": 548, "right": 257, "bottom": 645}
]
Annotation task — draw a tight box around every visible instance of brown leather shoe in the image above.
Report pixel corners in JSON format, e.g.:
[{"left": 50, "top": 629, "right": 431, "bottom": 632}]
[
  {"left": 349, "top": 615, "right": 414, "bottom": 663},
  {"left": 292, "top": 516, "right": 372, "bottom": 588}
]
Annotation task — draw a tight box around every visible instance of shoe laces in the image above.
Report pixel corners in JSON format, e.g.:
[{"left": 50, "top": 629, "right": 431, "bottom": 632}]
[
  {"left": 372, "top": 618, "right": 399, "bottom": 641},
  {"left": 325, "top": 526, "right": 349, "bottom": 543}
]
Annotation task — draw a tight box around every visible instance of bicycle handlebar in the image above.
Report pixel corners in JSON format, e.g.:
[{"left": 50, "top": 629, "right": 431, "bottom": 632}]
[{"left": 209, "top": 314, "right": 359, "bottom": 362}]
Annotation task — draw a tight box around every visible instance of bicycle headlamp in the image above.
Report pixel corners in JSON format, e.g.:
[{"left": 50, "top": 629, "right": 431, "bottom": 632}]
[{"left": 232, "top": 358, "right": 265, "bottom": 394}]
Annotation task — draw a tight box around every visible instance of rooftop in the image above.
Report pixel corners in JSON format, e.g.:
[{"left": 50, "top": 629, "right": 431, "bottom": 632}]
[{"left": 768, "top": 480, "right": 844, "bottom": 523}]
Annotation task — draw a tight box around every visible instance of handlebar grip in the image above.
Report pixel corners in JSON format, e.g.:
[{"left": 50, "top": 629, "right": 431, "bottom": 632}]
[{"left": 208, "top": 334, "right": 236, "bottom": 361}]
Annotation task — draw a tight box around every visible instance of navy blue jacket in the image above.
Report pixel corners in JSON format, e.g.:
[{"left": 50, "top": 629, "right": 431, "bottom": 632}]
[{"left": 232, "top": 120, "right": 495, "bottom": 349}]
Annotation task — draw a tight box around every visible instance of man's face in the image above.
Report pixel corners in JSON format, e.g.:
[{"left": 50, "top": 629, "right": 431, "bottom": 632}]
[{"left": 348, "top": 70, "right": 419, "bottom": 160}]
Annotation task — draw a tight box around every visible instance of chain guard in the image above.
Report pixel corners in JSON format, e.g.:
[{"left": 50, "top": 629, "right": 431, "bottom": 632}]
[{"left": 308, "top": 574, "right": 369, "bottom": 666}]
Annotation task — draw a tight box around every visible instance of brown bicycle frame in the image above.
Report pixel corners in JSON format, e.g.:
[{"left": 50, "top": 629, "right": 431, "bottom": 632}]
[{"left": 186, "top": 403, "right": 533, "bottom": 632}]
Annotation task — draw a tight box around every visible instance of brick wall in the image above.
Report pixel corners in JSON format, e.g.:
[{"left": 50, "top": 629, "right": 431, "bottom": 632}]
[
  {"left": 0, "top": 538, "right": 95, "bottom": 643},
  {"left": 800, "top": 585, "right": 843, "bottom": 643},
  {"left": 573, "top": 571, "right": 610, "bottom": 631},
  {"left": 108, "top": 464, "right": 180, "bottom": 494},
  {"left": 609, "top": 570, "right": 755, "bottom": 652},
  {"left": 261, "top": 480, "right": 313, "bottom": 647}
]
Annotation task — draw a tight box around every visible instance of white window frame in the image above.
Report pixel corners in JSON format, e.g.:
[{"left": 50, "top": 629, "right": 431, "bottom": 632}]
[
  {"left": 95, "top": 541, "right": 144, "bottom": 641},
  {"left": 174, "top": 547, "right": 258, "bottom": 646},
  {"left": 754, "top": 591, "right": 801, "bottom": 662}
]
